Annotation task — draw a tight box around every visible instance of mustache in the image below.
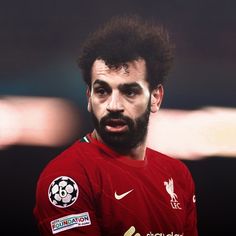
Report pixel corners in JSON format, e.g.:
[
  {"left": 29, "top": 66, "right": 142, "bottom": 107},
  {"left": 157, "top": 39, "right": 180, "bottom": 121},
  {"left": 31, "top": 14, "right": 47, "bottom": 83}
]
[{"left": 100, "top": 112, "right": 133, "bottom": 126}]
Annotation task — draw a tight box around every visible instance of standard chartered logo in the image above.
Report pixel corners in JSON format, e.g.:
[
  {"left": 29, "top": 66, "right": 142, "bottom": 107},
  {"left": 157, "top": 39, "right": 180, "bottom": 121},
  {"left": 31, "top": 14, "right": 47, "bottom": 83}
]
[
  {"left": 124, "top": 226, "right": 183, "bottom": 236},
  {"left": 147, "top": 233, "right": 183, "bottom": 236},
  {"left": 124, "top": 226, "right": 141, "bottom": 236}
]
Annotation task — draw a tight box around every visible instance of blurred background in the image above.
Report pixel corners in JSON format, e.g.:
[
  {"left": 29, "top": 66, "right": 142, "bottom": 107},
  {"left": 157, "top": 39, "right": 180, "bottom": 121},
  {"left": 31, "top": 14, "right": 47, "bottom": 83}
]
[{"left": 1, "top": 0, "right": 236, "bottom": 235}]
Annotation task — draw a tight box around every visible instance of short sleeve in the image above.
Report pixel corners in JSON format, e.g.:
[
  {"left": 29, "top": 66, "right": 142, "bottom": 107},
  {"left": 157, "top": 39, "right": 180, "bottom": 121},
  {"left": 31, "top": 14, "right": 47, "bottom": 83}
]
[
  {"left": 34, "top": 153, "right": 101, "bottom": 235},
  {"left": 183, "top": 166, "right": 198, "bottom": 236}
]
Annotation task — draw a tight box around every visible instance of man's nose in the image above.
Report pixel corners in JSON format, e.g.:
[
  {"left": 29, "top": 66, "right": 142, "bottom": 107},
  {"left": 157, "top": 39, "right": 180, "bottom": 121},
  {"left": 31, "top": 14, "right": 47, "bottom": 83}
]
[{"left": 106, "top": 92, "right": 124, "bottom": 113}]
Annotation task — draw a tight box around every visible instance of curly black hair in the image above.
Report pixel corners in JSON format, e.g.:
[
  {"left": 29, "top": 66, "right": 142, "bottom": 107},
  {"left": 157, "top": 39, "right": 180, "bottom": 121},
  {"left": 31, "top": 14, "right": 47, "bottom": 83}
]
[{"left": 78, "top": 15, "right": 174, "bottom": 90}]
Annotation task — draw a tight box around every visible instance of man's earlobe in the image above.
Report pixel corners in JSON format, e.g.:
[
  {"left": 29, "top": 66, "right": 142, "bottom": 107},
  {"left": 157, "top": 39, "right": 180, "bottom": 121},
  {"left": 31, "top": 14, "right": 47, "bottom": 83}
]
[
  {"left": 86, "top": 87, "right": 91, "bottom": 112},
  {"left": 150, "top": 85, "right": 164, "bottom": 113}
]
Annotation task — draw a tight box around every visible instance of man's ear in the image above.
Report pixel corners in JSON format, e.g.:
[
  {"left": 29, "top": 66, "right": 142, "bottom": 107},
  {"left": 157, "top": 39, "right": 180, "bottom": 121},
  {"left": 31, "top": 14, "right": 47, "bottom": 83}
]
[
  {"left": 86, "top": 87, "right": 92, "bottom": 112},
  {"left": 150, "top": 84, "right": 164, "bottom": 113}
]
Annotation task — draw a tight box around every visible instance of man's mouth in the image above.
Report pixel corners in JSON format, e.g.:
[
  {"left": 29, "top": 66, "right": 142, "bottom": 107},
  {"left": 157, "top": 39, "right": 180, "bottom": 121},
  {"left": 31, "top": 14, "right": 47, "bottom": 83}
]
[{"left": 104, "top": 119, "right": 128, "bottom": 133}]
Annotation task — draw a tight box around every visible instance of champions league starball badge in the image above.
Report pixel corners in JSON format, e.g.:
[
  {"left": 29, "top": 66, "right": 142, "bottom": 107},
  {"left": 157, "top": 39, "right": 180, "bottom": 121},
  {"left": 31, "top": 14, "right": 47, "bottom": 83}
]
[{"left": 48, "top": 176, "right": 79, "bottom": 208}]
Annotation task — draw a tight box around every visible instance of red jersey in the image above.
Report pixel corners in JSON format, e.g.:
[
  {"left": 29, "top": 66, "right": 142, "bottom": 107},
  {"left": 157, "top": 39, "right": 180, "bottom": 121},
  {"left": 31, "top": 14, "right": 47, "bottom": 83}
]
[{"left": 34, "top": 134, "right": 198, "bottom": 236}]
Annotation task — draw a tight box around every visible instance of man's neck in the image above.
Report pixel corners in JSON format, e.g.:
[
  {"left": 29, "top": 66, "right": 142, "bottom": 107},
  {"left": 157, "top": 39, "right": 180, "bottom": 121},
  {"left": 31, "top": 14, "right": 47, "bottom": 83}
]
[{"left": 91, "top": 130, "right": 147, "bottom": 161}]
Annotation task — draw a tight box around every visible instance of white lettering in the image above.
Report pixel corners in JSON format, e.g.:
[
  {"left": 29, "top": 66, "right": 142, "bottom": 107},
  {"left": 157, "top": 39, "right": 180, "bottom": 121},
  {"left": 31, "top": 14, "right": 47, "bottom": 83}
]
[
  {"left": 170, "top": 202, "right": 182, "bottom": 209},
  {"left": 167, "top": 232, "right": 173, "bottom": 236},
  {"left": 146, "top": 232, "right": 183, "bottom": 236}
]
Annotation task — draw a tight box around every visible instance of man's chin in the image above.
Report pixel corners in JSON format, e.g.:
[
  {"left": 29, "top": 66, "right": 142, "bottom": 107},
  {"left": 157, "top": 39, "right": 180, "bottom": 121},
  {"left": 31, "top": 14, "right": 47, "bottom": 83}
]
[
  {"left": 100, "top": 131, "right": 131, "bottom": 147},
  {"left": 102, "top": 131, "right": 129, "bottom": 140}
]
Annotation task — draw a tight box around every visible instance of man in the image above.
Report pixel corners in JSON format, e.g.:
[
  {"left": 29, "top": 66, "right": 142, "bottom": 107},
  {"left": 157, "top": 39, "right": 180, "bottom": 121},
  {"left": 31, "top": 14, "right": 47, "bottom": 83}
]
[{"left": 34, "top": 16, "right": 198, "bottom": 236}]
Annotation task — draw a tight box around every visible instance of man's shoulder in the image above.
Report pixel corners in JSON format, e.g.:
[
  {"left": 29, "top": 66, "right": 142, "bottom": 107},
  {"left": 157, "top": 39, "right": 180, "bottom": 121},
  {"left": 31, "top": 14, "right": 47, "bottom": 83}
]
[
  {"left": 147, "top": 147, "right": 182, "bottom": 163},
  {"left": 147, "top": 147, "right": 190, "bottom": 174},
  {"left": 39, "top": 138, "right": 100, "bottom": 177}
]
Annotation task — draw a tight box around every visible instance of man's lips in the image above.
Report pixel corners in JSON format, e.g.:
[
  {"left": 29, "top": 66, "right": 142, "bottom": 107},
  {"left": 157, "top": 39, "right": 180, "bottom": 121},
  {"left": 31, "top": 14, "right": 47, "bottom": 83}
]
[{"left": 104, "top": 119, "right": 128, "bottom": 132}]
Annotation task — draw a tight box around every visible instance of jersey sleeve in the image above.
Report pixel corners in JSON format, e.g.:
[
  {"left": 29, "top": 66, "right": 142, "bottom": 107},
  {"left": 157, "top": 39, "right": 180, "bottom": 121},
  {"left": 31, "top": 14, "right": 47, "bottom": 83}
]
[
  {"left": 34, "top": 148, "right": 101, "bottom": 235},
  {"left": 182, "top": 165, "right": 198, "bottom": 236}
]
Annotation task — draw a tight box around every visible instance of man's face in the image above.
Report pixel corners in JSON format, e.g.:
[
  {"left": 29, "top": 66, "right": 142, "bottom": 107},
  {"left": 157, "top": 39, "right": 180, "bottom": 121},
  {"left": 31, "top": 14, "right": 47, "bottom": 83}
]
[{"left": 87, "top": 59, "right": 162, "bottom": 151}]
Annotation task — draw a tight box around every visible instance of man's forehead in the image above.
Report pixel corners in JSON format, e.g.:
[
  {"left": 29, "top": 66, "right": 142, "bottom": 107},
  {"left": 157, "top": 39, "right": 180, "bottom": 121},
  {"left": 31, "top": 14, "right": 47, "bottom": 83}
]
[{"left": 91, "top": 59, "right": 146, "bottom": 76}]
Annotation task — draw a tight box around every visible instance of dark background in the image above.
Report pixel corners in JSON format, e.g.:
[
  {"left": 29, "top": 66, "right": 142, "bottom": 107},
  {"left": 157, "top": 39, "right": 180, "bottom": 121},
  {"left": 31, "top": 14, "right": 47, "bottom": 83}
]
[{"left": 1, "top": 0, "right": 236, "bottom": 235}]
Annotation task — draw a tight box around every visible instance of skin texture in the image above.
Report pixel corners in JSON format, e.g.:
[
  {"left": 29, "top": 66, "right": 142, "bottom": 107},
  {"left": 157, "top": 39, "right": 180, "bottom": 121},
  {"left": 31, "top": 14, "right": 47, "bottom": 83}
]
[{"left": 87, "top": 59, "right": 164, "bottom": 160}]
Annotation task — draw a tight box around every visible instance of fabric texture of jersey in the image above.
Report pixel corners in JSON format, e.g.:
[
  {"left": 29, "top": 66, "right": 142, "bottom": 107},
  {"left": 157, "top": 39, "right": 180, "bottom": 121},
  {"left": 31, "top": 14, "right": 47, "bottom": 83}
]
[{"left": 34, "top": 133, "right": 198, "bottom": 236}]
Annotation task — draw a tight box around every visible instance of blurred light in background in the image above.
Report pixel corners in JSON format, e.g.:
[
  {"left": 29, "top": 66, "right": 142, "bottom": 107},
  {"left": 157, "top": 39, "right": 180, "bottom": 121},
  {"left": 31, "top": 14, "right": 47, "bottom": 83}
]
[
  {"left": 148, "top": 107, "right": 236, "bottom": 160},
  {"left": 0, "top": 96, "right": 80, "bottom": 149},
  {"left": 0, "top": 96, "right": 235, "bottom": 160}
]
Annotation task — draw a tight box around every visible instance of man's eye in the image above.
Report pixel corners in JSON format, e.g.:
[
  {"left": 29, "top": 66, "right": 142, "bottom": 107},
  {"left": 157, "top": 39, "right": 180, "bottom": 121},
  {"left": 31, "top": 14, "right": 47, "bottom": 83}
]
[
  {"left": 125, "top": 90, "right": 136, "bottom": 97},
  {"left": 95, "top": 88, "right": 108, "bottom": 96}
]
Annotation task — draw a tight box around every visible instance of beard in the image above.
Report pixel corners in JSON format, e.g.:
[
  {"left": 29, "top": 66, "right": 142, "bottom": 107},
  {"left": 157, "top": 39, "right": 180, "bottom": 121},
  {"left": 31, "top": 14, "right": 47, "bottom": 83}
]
[{"left": 90, "top": 101, "right": 151, "bottom": 153}]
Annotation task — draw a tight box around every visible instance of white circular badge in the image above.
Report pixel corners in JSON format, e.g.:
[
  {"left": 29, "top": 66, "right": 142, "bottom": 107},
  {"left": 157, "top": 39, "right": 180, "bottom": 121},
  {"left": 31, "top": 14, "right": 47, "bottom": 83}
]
[{"left": 48, "top": 176, "right": 79, "bottom": 208}]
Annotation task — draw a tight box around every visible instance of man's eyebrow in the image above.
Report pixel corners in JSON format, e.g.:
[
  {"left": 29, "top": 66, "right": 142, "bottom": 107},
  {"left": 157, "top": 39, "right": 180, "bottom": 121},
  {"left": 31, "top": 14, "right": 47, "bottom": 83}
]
[
  {"left": 92, "top": 79, "right": 110, "bottom": 87},
  {"left": 118, "top": 82, "right": 143, "bottom": 90},
  {"left": 92, "top": 80, "right": 143, "bottom": 91}
]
